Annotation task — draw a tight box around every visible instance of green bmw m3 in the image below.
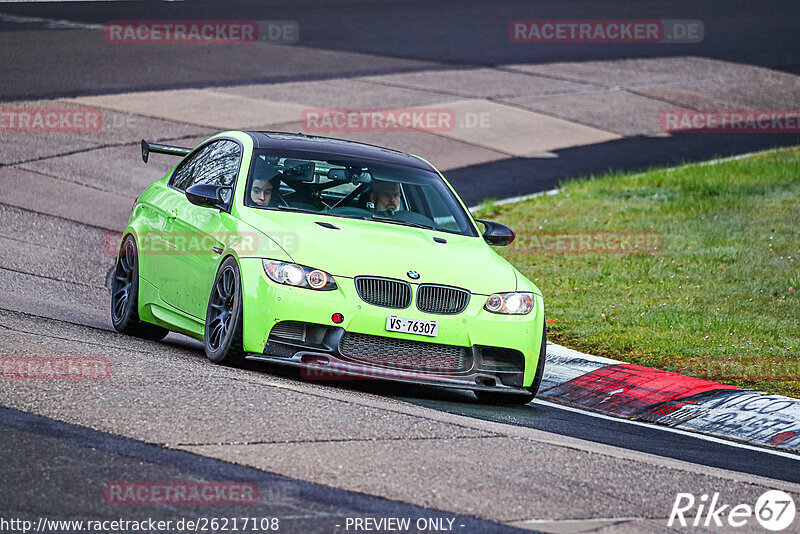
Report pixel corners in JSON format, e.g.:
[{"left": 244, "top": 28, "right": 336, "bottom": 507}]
[{"left": 111, "top": 130, "right": 546, "bottom": 404}]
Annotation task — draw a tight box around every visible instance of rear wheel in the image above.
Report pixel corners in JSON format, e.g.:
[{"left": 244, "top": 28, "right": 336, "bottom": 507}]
[
  {"left": 204, "top": 257, "right": 247, "bottom": 366},
  {"left": 110, "top": 235, "right": 169, "bottom": 340},
  {"left": 474, "top": 326, "right": 547, "bottom": 405}
]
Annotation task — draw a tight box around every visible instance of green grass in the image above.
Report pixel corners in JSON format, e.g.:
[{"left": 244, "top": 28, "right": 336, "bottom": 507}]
[{"left": 477, "top": 148, "right": 800, "bottom": 397}]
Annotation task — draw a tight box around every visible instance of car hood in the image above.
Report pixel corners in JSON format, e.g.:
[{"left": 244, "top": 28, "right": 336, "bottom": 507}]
[{"left": 239, "top": 210, "right": 519, "bottom": 295}]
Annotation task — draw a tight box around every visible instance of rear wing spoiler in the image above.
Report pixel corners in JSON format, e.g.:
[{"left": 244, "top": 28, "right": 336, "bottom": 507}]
[{"left": 141, "top": 139, "right": 192, "bottom": 163}]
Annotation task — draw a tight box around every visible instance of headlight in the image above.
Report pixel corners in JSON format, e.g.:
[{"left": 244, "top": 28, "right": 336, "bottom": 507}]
[
  {"left": 262, "top": 260, "right": 337, "bottom": 291},
  {"left": 484, "top": 292, "right": 535, "bottom": 315}
]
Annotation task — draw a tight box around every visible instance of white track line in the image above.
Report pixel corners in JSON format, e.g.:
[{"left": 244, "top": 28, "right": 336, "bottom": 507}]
[
  {"left": 534, "top": 399, "right": 800, "bottom": 461},
  {"left": 468, "top": 147, "right": 784, "bottom": 213},
  {"left": 468, "top": 188, "right": 559, "bottom": 213}
]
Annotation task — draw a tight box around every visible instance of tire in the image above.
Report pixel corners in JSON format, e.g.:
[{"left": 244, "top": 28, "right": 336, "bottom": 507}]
[
  {"left": 204, "top": 257, "right": 247, "bottom": 366},
  {"left": 110, "top": 235, "right": 169, "bottom": 340},
  {"left": 474, "top": 326, "right": 547, "bottom": 405}
]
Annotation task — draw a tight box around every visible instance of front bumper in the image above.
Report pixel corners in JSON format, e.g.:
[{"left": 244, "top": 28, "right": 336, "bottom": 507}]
[
  {"left": 238, "top": 257, "right": 545, "bottom": 390},
  {"left": 248, "top": 321, "right": 532, "bottom": 394}
]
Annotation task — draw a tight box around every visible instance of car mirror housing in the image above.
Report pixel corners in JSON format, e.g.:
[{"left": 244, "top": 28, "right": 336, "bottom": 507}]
[
  {"left": 475, "top": 219, "right": 515, "bottom": 246},
  {"left": 185, "top": 183, "right": 230, "bottom": 209},
  {"left": 327, "top": 168, "right": 348, "bottom": 182},
  {"left": 327, "top": 167, "right": 372, "bottom": 184}
]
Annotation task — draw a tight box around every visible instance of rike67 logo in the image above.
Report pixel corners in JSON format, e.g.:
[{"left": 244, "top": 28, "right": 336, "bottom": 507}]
[{"left": 669, "top": 490, "right": 796, "bottom": 530}]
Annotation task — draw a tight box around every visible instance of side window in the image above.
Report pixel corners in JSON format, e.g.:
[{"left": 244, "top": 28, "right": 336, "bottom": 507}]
[
  {"left": 193, "top": 140, "right": 242, "bottom": 188},
  {"left": 170, "top": 144, "right": 213, "bottom": 191}
]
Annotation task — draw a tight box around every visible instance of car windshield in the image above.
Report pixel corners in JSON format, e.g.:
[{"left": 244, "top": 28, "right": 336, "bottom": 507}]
[{"left": 243, "top": 149, "right": 478, "bottom": 237}]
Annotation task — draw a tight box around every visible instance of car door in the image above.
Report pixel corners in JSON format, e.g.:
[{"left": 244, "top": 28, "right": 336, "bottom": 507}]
[
  {"left": 160, "top": 139, "right": 243, "bottom": 319},
  {"left": 145, "top": 143, "right": 212, "bottom": 297}
]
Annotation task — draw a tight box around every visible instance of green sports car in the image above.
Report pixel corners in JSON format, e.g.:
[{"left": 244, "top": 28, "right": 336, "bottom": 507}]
[{"left": 111, "top": 130, "right": 546, "bottom": 404}]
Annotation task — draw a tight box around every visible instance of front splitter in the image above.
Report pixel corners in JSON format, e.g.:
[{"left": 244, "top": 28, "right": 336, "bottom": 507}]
[{"left": 246, "top": 352, "right": 531, "bottom": 396}]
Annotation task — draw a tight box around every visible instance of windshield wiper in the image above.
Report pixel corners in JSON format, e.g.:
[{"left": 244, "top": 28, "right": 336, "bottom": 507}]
[{"left": 369, "top": 215, "right": 434, "bottom": 230}]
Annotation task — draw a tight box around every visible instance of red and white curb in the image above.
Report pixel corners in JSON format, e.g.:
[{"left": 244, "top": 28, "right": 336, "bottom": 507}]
[{"left": 541, "top": 343, "right": 800, "bottom": 454}]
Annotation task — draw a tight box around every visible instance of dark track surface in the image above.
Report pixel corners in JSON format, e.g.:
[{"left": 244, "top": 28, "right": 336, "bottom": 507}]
[{"left": 449, "top": 132, "right": 800, "bottom": 206}]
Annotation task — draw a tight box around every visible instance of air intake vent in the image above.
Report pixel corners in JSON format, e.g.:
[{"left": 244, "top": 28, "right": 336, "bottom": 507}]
[
  {"left": 354, "top": 277, "right": 412, "bottom": 309},
  {"left": 269, "top": 321, "right": 306, "bottom": 342},
  {"left": 416, "top": 284, "right": 470, "bottom": 315},
  {"left": 339, "top": 332, "right": 470, "bottom": 373}
]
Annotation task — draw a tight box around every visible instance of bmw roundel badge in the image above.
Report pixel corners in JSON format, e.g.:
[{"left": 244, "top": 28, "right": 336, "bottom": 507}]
[{"left": 407, "top": 270, "right": 420, "bottom": 280}]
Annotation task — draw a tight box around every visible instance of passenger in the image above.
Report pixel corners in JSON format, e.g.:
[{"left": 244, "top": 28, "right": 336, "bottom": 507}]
[
  {"left": 250, "top": 175, "right": 280, "bottom": 207},
  {"left": 368, "top": 180, "right": 402, "bottom": 215},
  {"left": 250, "top": 155, "right": 283, "bottom": 207}
]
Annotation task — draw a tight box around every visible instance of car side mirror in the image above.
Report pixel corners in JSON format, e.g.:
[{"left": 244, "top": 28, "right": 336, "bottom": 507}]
[
  {"left": 186, "top": 183, "right": 230, "bottom": 209},
  {"left": 475, "top": 219, "right": 515, "bottom": 246}
]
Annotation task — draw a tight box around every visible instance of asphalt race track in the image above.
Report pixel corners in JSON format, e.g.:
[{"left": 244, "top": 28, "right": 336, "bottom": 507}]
[
  {"left": 1, "top": 0, "right": 799, "bottom": 99},
  {"left": 1, "top": 2, "right": 800, "bottom": 533}
]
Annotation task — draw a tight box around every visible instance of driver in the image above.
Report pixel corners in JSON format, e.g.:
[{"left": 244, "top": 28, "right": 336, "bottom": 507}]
[{"left": 368, "top": 180, "right": 402, "bottom": 215}]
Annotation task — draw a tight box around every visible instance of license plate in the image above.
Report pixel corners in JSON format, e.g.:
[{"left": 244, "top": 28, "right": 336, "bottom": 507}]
[{"left": 386, "top": 316, "right": 439, "bottom": 337}]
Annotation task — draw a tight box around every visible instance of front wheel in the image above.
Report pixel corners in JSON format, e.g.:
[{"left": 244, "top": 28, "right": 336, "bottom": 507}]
[
  {"left": 110, "top": 235, "right": 169, "bottom": 340},
  {"left": 204, "top": 257, "right": 247, "bottom": 366},
  {"left": 474, "top": 326, "right": 547, "bottom": 405}
]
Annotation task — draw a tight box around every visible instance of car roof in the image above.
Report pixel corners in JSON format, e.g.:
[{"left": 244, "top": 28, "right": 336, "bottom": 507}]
[{"left": 245, "top": 131, "right": 435, "bottom": 171}]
